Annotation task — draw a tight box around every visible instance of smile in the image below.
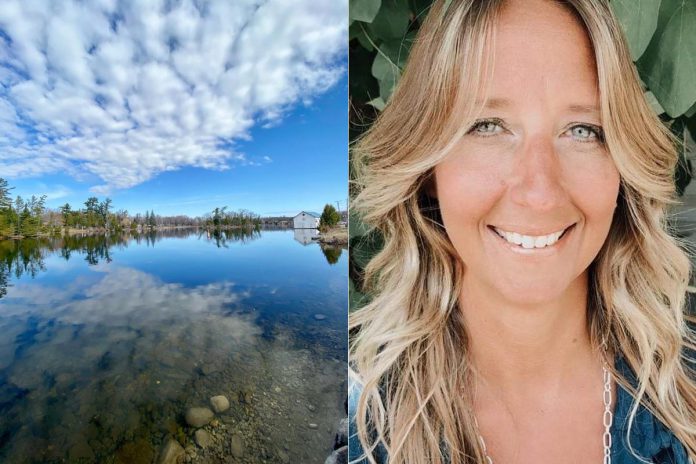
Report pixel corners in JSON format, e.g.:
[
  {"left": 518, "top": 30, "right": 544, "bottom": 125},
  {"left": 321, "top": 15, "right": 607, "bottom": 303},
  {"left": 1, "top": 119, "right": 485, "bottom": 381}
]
[{"left": 491, "top": 225, "right": 572, "bottom": 249}]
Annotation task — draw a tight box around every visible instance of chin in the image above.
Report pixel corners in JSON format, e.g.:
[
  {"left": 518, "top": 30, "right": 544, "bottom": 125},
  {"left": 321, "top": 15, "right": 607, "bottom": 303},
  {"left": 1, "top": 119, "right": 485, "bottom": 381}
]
[{"left": 493, "top": 278, "right": 571, "bottom": 307}]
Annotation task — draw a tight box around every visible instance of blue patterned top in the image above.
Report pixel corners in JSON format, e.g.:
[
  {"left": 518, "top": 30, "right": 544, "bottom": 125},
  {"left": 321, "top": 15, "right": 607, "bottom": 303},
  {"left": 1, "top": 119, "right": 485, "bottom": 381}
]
[{"left": 349, "top": 357, "right": 691, "bottom": 463}]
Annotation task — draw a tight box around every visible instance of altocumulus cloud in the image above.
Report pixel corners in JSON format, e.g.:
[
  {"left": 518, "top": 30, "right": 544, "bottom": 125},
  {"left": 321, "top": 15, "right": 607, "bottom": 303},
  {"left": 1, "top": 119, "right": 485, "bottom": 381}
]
[{"left": 0, "top": 0, "right": 346, "bottom": 193}]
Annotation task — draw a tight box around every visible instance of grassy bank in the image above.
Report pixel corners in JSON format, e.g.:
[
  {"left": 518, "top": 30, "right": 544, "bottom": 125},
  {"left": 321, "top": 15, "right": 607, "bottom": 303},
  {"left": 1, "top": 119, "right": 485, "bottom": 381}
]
[{"left": 318, "top": 226, "right": 348, "bottom": 246}]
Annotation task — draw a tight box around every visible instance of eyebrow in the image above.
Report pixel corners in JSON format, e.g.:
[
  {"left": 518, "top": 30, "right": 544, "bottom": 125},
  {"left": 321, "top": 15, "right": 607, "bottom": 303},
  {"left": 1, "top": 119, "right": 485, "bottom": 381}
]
[
  {"left": 481, "top": 98, "right": 512, "bottom": 109},
  {"left": 479, "top": 98, "right": 600, "bottom": 115},
  {"left": 566, "top": 104, "right": 600, "bottom": 116}
]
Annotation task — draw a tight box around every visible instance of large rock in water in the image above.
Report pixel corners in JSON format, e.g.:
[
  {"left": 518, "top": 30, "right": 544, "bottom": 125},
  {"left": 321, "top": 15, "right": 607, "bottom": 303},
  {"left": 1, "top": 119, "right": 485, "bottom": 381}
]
[
  {"left": 209, "top": 395, "right": 230, "bottom": 413},
  {"left": 194, "top": 429, "right": 213, "bottom": 449},
  {"left": 185, "top": 407, "right": 214, "bottom": 428},
  {"left": 230, "top": 434, "right": 245, "bottom": 458},
  {"left": 158, "top": 439, "right": 185, "bottom": 464}
]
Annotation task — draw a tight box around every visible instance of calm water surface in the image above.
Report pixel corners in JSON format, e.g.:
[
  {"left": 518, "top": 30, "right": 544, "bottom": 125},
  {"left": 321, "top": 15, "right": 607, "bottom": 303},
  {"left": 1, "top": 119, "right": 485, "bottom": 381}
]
[{"left": 0, "top": 229, "right": 347, "bottom": 463}]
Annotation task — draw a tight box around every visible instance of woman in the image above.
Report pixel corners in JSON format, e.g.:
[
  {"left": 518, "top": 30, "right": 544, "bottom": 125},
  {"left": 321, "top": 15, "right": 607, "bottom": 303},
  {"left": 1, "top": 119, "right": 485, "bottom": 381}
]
[{"left": 349, "top": 0, "right": 696, "bottom": 463}]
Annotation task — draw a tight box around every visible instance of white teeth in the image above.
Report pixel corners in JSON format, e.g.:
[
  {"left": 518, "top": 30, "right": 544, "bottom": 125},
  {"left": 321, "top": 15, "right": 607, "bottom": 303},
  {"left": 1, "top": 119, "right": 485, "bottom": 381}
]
[{"left": 493, "top": 227, "right": 566, "bottom": 249}]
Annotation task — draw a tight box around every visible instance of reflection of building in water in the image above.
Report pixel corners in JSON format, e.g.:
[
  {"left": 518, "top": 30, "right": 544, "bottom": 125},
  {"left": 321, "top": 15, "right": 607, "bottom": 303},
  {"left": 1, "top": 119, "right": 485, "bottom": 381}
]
[
  {"left": 292, "top": 211, "right": 320, "bottom": 229},
  {"left": 293, "top": 228, "right": 319, "bottom": 245}
]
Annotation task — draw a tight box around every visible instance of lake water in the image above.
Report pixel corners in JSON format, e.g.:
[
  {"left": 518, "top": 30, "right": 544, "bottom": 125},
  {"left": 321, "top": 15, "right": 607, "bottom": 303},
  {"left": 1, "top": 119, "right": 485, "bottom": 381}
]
[{"left": 0, "top": 229, "right": 347, "bottom": 463}]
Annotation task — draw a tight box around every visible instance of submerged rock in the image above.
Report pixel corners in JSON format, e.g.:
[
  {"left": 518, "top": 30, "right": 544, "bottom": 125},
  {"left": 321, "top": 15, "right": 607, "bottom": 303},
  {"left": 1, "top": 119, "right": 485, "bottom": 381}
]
[
  {"left": 157, "top": 439, "right": 185, "bottom": 464},
  {"left": 313, "top": 314, "right": 327, "bottom": 320},
  {"left": 209, "top": 395, "right": 230, "bottom": 413},
  {"left": 278, "top": 449, "right": 291, "bottom": 463},
  {"left": 194, "top": 429, "right": 213, "bottom": 449},
  {"left": 230, "top": 434, "right": 245, "bottom": 458},
  {"left": 115, "top": 439, "right": 155, "bottom": 464},
  {"left": 334, "top": 417, "right": 348, "bottom": 449},
  {"left": 185, "top": 407, "right": 214, "bottom": 428},
  {"left": 68, "top": 438, "right": 94, "bottom": 461},
  {"left": 325, "top": 446, "right": 347, "bottom": 464}
]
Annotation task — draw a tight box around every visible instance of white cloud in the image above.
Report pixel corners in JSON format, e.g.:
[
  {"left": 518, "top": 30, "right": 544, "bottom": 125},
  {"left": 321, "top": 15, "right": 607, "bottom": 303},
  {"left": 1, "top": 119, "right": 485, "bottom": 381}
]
[{"left": 0, "top": 0, "right": 346, "bottom": 192}]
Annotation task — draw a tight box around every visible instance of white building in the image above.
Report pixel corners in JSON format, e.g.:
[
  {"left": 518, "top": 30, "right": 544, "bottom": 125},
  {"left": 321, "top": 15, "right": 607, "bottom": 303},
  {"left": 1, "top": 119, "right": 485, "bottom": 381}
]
[{"left": 293, "top": 211, "right": 321, "bottom": 229}]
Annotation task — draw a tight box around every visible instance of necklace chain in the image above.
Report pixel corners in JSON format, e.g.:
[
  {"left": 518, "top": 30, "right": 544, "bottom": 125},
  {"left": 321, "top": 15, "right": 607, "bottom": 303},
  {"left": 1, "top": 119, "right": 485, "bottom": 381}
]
[{"left": 475, "top": 365, "right": 613, "bottom": 464}]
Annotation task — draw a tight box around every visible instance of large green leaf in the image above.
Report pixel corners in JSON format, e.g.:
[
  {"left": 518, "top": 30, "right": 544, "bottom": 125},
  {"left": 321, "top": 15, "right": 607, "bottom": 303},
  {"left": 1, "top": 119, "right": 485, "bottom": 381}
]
[
  {"left": 349, "top": 0, "right": 382, "bottom": 23},
  {"left": 611, "top": 0, "right": 661, "bottom": 60},
  {"left": 686, "top": 100, "right": 696, "bottom": 118},
  {"left": 371, "top": 39, "right": 413, "bottom": 102},
  {"left": 411, "top": 0, "right": 433, "bottom": 21},
  {"left": 366, "top": 0, "right": 411, "bottom": 40},
  {"left": 350, "top": 22, "right": 374, "bottom": 51},
  {"left": 638, "top": 0, "right": 696, "bottom": 117},
  {"left": 371, "top": 48, "right": 401, "bottom": 101},
  {"left": 645, "top": 90, "right": 666, "bottom": 115}
]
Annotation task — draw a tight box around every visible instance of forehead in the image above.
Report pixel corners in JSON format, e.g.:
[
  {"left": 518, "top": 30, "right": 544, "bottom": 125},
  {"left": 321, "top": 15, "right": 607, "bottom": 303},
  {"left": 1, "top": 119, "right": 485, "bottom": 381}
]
[{"left": 486, "top": 0, "right": 599, "bottom": 107}]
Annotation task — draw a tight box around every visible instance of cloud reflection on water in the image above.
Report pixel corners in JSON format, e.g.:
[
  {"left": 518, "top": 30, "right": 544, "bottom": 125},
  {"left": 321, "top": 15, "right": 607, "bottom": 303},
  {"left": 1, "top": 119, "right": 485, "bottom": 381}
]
[{"left": 0, "top": 265, "right": 264, "bottom": 462}]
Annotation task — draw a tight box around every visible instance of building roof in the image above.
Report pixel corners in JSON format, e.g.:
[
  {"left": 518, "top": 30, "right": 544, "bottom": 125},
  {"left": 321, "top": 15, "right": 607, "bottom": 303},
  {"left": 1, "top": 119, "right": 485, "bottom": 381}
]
[{"left": 294, "top": 211, "right": 321, "bottom": 218}]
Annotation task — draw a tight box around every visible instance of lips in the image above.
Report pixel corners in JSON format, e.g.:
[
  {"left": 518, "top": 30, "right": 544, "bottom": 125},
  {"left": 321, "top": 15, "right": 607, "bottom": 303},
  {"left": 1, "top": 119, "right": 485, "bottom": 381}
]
[{"left": 488, "top": 224, "right": 574, "bottom": 249}]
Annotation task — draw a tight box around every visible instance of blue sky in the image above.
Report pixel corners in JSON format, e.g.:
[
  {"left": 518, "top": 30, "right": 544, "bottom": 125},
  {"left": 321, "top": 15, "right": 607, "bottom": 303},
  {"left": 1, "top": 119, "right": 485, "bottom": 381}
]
[{"left": 0, "top": 1, "right": 347, "bottom": 217}]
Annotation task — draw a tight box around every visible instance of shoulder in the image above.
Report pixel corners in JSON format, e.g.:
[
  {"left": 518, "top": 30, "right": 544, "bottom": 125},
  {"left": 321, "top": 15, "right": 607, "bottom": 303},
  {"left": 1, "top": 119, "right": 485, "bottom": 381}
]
[
  {"left": 348, "top": 374, "right": 389, "bottom": 464},
  {"left": 612, "top": 357, "right": 691, "bottom": 464}
]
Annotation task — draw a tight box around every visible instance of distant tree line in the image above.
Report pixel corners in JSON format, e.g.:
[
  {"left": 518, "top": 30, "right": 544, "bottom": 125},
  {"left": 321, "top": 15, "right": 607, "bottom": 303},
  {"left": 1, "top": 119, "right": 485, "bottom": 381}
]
[
  {"left": 0, "top": 178, "right": 47, "bottom": 237},
  {"left": 0, "top": 177, "right": 261, "bottom": 239},
  {"left": 204, "top": 207, "right": 261, "bottom": 229}
]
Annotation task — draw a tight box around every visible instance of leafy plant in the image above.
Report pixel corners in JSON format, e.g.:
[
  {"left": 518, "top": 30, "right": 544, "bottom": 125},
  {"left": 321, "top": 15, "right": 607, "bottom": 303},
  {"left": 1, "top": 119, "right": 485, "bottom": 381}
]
[
  {"left": 320, "top": 204, "right": 341, "bottom": 229},
  {"left": 349, "top": 0, "right": 696, "bottom": 310}
]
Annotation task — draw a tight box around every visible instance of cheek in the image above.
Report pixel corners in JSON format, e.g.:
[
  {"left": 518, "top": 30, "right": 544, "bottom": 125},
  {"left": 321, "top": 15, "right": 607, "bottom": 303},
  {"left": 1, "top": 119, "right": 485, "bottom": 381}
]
[
  {"left": 567, "top": 159, "right": 620, "bottom": 224},
  {"left": 434, "top": 160, "right": 504, "bottom": 228}
]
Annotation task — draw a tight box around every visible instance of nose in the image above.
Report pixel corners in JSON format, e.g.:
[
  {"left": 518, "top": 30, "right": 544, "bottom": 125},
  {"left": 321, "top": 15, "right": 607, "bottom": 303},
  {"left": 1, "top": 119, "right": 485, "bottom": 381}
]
[{"left": 508, "top": 135, "right": 567, "bottom": 211}]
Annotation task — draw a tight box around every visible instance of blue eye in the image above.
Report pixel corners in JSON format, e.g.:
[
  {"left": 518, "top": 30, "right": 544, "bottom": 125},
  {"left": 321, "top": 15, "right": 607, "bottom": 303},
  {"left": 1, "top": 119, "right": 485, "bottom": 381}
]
[
  {"left": 468, "top": 119, "right": 504, "bottom": 136},
  {"left": 567, "top": 124, "right": 604, "bottom": 143}
]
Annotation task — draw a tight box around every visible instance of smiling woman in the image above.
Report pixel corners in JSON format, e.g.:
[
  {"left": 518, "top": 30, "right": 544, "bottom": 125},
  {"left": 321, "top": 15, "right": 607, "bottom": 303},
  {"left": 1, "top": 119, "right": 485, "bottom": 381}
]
[{"left": 348, "top": 0, "right": 696, "bottom": 463}]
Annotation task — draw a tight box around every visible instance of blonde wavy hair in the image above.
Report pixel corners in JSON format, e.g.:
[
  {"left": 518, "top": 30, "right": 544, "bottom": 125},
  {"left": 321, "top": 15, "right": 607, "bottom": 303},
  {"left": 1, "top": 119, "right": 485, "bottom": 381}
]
[{"left": 349, "top": 0, "right": 696, "bottom": 463}]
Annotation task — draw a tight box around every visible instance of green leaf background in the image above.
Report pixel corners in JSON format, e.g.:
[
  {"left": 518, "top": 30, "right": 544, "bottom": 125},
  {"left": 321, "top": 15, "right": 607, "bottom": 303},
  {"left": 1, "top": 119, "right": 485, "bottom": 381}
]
[{"left": 348, "top": 0, "right": 696, "bottom": 311}]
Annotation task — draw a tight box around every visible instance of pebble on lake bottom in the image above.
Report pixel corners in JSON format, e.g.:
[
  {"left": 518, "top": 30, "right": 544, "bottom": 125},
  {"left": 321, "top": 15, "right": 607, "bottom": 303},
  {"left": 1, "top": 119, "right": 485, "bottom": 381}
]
[
  {"left": 194, "top": 429, "right": 214, "bottom": 449},
  {"left": 230, "top": 433, "right": 245, "bottom": 458},
  {"left": 209, "top": 395, "right": 230, "bottom": 413},
  {"left": 185, "top": 407, "right": 215, "bottom": 428},
  {"left": 157, "top": 439, "right": 185, "bottom": 464}
]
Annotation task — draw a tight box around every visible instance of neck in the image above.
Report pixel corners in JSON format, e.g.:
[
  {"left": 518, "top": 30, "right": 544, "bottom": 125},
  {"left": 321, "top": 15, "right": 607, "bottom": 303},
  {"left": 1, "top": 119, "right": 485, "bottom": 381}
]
[{"left": 460, "top": 271, "right": 598, "bottom": 395}]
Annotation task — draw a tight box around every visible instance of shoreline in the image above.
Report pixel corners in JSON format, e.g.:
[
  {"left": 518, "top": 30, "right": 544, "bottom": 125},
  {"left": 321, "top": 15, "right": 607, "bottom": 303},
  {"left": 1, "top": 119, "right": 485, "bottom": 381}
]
[
  {"left": 0, "top": 224, "right": 264, "bottom": 241},
  {"left": 317, "top": 227, "right": 348, "bottom": 246}
]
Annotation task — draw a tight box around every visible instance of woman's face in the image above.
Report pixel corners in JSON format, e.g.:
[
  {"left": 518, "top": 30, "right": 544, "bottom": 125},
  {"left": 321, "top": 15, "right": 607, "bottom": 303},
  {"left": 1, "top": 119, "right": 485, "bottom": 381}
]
[{"left": 433, "top": 0, "right": 620, "bottom": 305}]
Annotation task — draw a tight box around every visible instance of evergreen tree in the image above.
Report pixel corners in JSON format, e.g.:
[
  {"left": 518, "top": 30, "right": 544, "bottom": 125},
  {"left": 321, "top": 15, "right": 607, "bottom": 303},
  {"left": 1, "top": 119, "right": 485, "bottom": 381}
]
[
  {"left": 0, "top": 178, "right": 13, "bottom": 209},
  {"left": 320, "top": 204, "right": 340, "bottom": 228},
  {"left": 98, "top": 198, "right": 112, "bottom": 228},
  {"left": 0, "top": 178, "right": 15, "bottom": 237},
  {"left": 60, "top": 203, "right": 72, "bottom": 228}
]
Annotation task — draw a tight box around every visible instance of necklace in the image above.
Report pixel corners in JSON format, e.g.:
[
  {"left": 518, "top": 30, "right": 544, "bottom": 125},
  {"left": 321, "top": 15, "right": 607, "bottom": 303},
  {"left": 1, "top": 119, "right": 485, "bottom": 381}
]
[{"left": 474, "top": 365, "right": 614, "bottom": 464}]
